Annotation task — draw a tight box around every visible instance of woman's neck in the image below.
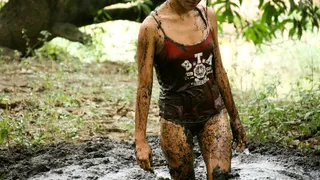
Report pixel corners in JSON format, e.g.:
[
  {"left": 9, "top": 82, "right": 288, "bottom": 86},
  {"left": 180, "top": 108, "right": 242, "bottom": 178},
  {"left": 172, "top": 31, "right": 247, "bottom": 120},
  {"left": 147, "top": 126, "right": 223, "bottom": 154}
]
[{"left": 166, "top": 0, "right": 195, "bottom": 18}]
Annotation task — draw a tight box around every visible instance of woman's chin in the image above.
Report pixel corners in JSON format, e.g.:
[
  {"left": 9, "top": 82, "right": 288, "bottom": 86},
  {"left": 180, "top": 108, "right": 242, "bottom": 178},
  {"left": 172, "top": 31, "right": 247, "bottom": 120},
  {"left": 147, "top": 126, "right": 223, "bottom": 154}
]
[
  {"left": 185, "top": 3, "right": 199, "bottom": 10},
  {"left": 184, "top": 5, "right": 197, "bottom": 10}
]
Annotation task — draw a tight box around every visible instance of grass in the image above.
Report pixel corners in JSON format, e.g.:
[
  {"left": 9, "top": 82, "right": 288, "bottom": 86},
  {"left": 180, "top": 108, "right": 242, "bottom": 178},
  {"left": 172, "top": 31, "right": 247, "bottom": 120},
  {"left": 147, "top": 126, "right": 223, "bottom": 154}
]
[
  {"left": 0, "top": 20, "right": 319, "bottom": 153},
  {"left": 219, "top": 29, "right": 320, "bottom": 152},
  {"left": 0, "top": 57, "right": 141, "bottom": 147},
  {"left": 237, "top": 80, "right": 319, "bottom": 150}
]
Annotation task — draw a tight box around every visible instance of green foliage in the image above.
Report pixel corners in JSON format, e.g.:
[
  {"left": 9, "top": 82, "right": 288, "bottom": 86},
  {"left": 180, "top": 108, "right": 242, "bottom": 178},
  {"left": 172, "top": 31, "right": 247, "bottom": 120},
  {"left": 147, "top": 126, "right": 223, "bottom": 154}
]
[
  {"left": 0, "top": 0, "right": 6, "bottom": 9},
  {"left": 209, "top": 0, "right": 320, "bottom": 44},
  {"left": 211, "top": 0, "right": 242, "bottom": 24},
  {"left": 133, "top": 0, "right": 153, "bottom": 21},
  {"left": 223, "top": 30, "right": 320, "bottom": 152},
  {"left": 22, "top": 29, "right": 53, "bottom": 57},
  {"left": 0, "top": 117, "right": 10, "bottom": 145},
  {"left": 0, "top": 113, "right": 31, "bottom": 146},
  {"left": 238, "top": 76, "right": 319, "bottom": 151},
  {"left": 115, "top": 0, "right": 319, "bottom": 44}
]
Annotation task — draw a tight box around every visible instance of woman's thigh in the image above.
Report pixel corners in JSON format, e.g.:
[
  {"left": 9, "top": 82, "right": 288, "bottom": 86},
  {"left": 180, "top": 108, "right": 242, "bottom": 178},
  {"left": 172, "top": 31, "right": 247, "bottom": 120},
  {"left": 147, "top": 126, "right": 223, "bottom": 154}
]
[
  {"left": 160, "top": 118, "right": 195, "bottom": 180},
  {"left": 197, "top": 109, "right": 232, "bottom": 180}
]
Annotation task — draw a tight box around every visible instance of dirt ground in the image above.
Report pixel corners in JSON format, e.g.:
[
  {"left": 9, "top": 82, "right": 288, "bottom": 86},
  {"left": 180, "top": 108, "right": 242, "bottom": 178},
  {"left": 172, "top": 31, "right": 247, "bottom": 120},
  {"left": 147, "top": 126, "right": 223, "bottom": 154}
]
[
  {"left": 0, "top": 59, "right": 319, "bottom": 180},
  {"left": 1, "top": 136, "right": 319, "bottom": 180}
]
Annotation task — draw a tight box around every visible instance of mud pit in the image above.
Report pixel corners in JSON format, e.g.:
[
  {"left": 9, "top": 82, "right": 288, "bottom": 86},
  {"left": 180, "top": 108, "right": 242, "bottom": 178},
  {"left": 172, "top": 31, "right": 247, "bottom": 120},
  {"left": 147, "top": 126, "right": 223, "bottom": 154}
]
[{"left": 1, "top": 136, "right": 319, "bottom": 180}]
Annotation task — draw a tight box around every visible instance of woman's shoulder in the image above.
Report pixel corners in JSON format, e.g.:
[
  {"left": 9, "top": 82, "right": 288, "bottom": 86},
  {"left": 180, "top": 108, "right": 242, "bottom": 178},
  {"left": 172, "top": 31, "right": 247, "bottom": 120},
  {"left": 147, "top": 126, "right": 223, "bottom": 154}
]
[
  {"left": 197, "top": 5, "right": 217, "bottom": 30},
  {"left": 142, "top": 14, "right": 157, "bottom": 27},
  {"left": 196, "top": 4, "right": 216, "bottom": 19},
  {"left": 138, "top": 14, "right": 160, "bottom": 37}
]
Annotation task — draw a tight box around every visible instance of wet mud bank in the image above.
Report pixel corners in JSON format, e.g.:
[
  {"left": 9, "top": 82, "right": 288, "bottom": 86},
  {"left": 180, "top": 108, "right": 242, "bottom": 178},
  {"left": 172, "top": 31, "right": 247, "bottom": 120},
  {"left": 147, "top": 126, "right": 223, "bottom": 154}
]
[{"left": 1, "top": 136, "right": 319, "bottom": 180}]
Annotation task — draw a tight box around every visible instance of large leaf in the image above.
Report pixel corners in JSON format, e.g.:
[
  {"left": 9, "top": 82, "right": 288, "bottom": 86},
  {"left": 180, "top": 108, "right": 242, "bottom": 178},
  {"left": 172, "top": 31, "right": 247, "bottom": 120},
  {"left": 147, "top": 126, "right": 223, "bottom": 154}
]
[{"left": 209, "top": 0, "right": 320, "bottom": 44}]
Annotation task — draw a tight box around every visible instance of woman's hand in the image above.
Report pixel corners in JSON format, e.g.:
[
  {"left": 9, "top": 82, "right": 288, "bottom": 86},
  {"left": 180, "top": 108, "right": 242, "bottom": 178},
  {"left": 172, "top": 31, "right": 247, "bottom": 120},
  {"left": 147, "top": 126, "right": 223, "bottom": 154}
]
[
  {"left": 230, "top": 118, "right": 247, "bottom": 152},
  {"left": 135, "top": 140, "right": 153, "bottom": 172}
]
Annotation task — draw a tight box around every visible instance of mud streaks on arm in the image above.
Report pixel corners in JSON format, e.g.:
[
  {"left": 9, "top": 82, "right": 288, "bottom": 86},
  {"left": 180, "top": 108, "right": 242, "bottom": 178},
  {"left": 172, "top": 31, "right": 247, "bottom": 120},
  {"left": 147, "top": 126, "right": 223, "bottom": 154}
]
[
  {"left": 135, "top": 18, "right": 156, "bottom": 144},
  {"left": 207, "top": 8, "right": 239, "bottom": 121}
]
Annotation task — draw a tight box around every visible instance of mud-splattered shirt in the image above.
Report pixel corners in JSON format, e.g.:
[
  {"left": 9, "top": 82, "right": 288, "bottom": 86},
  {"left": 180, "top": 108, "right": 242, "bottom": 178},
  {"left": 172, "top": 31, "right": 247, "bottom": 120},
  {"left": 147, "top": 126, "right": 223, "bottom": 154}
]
[{"left": 151, "top": 8, "right": 224, "bottom": 123}]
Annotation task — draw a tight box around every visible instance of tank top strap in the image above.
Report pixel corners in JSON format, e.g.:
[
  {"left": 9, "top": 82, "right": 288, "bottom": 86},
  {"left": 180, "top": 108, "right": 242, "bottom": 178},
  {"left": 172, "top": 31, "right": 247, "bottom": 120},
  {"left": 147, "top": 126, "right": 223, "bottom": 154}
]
[
  {"left": 195, "top": 6, "right": 208, "bottom": 28},
  {"left": 150, "top": 10, "right": 167, "bottom": 37}
]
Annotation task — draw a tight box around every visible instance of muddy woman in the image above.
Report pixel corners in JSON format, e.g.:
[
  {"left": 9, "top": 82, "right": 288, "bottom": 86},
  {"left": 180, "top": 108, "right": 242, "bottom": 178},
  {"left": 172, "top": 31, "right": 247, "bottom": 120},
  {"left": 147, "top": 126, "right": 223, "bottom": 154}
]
[{"left": 134, "top": 0, "right": 247, "bottom": 179}]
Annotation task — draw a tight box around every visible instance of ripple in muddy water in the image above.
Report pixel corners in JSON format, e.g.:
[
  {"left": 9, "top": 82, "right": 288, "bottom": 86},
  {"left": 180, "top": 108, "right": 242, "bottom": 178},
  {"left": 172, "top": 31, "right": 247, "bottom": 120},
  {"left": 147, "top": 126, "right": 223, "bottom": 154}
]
[
  {"left": 231, "top": 154, "right": 318, "bottom": 180},
  {"left": 29, "top": 153, "right": 319, "bottom": 180},
  {"left": 2, "top": 136, "right": 319, "bottom": 180}
]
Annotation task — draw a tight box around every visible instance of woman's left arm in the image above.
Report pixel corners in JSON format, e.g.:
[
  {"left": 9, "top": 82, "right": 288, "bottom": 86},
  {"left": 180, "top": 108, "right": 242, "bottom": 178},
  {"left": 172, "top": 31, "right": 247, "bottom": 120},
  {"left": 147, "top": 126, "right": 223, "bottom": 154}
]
[{"left": 206, "top": 7, "right": 247, "bottom": 151}]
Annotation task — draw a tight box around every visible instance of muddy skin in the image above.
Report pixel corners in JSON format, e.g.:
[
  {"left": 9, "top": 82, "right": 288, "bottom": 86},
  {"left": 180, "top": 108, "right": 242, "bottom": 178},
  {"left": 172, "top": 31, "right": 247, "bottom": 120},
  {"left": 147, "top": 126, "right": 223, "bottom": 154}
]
[
  {"left": 151, "top": 11, "right": 188, "bottom": 52},
  {"left": 210, "top": 23, "right": 246, "bottom": 147},
  {"left": 154, "top": 1, "right": 208, "bottom": 50},
  {"left": 135, "top": 17, "right": 156, "bottom": 172},
  {"left": 166, "top": 1, "right": 185, "bottom": 21},
  {"left": 211, "top": 25, "right": 237, "bottom": 119},
  {"left": 198, "top": 110, "right": 232, "bottom": 180},
  {"left": 159, "top": 109, "right": 232, "bottom": 180},
  {"left": 160, "top": 119, "right": 196, "bottom": 179},
  {"left": 193, "top": 10, "right": 206, "bottom": 35},
  {"left": 135, "top": 19, "right": 155, "bottom": 133},
  {"left": 212, "top": 166, "right": 229, "bottom": 180},
  {"left": 150, "top": 13, "right": 165, "bottom": 54},
  {"left": 137, "top": 27, "right": 150, "bottom": 73},
  {"left": 194, "top": 7, "right": 208, "bottom": 36},
  {"left": 168, "top": 165, "right": 196, "bottom": 180}
]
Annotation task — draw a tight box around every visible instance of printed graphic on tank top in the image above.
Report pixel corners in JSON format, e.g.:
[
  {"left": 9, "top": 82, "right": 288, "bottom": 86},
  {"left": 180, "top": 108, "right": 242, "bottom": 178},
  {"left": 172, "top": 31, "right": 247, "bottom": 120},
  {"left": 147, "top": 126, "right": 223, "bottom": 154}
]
[
  {"left": 151, "top": 7, "right": 225, "bottom": 123},
  {"left": 182, "top": 52, "right": 213, "bottom": 86}
]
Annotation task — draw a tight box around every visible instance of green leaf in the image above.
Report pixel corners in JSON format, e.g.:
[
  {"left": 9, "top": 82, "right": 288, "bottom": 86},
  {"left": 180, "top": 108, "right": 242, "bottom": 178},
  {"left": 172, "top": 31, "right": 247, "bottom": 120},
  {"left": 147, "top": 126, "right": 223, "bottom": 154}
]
[{"left": 258, "top": 0, "right": 265, "bottom": 9}]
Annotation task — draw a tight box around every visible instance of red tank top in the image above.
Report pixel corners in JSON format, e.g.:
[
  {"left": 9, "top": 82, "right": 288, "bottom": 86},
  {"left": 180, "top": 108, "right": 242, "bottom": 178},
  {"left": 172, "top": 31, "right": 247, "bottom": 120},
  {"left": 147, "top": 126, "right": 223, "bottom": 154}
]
[{"left": 151, "top": 7, "right": 224, "bottom": 123}]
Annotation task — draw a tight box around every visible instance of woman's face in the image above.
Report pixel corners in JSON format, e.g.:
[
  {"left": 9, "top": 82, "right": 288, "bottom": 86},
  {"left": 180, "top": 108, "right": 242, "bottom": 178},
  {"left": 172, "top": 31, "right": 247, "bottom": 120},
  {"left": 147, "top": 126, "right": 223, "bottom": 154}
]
[{"left": 177, "top": 0, "right": 202, "bottom": 10}]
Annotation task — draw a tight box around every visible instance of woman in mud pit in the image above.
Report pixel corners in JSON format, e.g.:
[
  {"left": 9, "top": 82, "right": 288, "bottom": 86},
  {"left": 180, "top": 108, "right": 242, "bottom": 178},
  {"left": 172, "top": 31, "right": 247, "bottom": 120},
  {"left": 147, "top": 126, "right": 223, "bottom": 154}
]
[{"left": 135, "top": 0, "right": 247, "bottom": 179}]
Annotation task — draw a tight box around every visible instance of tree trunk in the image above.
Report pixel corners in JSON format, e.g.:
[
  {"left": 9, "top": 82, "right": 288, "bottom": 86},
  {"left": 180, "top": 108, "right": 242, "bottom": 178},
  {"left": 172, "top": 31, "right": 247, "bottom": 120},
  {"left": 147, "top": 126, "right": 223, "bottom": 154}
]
[
  {"left": 98, "top": 0, "right": 164, "bottom": 22},
  {"left": 0, "top": 0, "right": 165, "bottom": 54}
]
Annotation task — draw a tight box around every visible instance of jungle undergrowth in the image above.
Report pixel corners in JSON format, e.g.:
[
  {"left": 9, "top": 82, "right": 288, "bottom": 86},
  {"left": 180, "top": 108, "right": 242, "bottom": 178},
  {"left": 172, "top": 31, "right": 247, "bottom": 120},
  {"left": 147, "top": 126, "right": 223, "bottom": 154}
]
[
  {"left": 236, "top": 77, "right": 319, "bottom": 153},
  {"left": 226, "top": 31, "right": 320, "bottom": 153}
]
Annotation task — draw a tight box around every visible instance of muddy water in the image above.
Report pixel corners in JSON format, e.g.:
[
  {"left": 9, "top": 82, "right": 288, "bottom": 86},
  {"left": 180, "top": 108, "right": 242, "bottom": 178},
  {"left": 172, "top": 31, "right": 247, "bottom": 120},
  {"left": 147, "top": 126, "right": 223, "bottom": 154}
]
[{"left": 1, "top": 136, "right": 319, "bottom": 180}]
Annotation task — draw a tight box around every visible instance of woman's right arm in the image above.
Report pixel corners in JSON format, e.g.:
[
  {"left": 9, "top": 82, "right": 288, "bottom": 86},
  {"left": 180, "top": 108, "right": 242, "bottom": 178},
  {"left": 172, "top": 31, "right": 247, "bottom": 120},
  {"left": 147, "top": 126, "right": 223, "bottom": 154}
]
[{"left": 135, "top": 17, "right": 157, "bottom": 171}]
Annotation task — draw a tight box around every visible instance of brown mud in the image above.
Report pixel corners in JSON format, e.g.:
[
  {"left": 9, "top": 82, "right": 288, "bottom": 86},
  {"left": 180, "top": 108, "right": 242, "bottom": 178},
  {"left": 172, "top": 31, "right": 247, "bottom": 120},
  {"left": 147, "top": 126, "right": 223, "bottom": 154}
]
[{"left": 1, "top": 136, "right": 319, "bottom": 180}]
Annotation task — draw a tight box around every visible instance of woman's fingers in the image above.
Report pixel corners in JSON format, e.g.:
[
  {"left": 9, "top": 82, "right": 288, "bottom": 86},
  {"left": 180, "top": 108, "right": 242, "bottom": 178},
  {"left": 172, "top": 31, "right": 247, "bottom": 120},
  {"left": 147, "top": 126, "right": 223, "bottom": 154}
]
[
  {"left": 138, "top": 159, "right": 153, "bottom": 171},
  {"left": 233, "top": 133, "right": 247, "bottom": 152},
  {"left": 235, "top": 142, "right": 246, "bottom": 152},
  {"left": 231, "top": 117, "right": 247, "bottom": 152},
  {"left": 136, "top": 150, "right": 153, "bottom": 171},
  {"left": 140, "top": 160, "right": 150, "bottom": 170}
]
